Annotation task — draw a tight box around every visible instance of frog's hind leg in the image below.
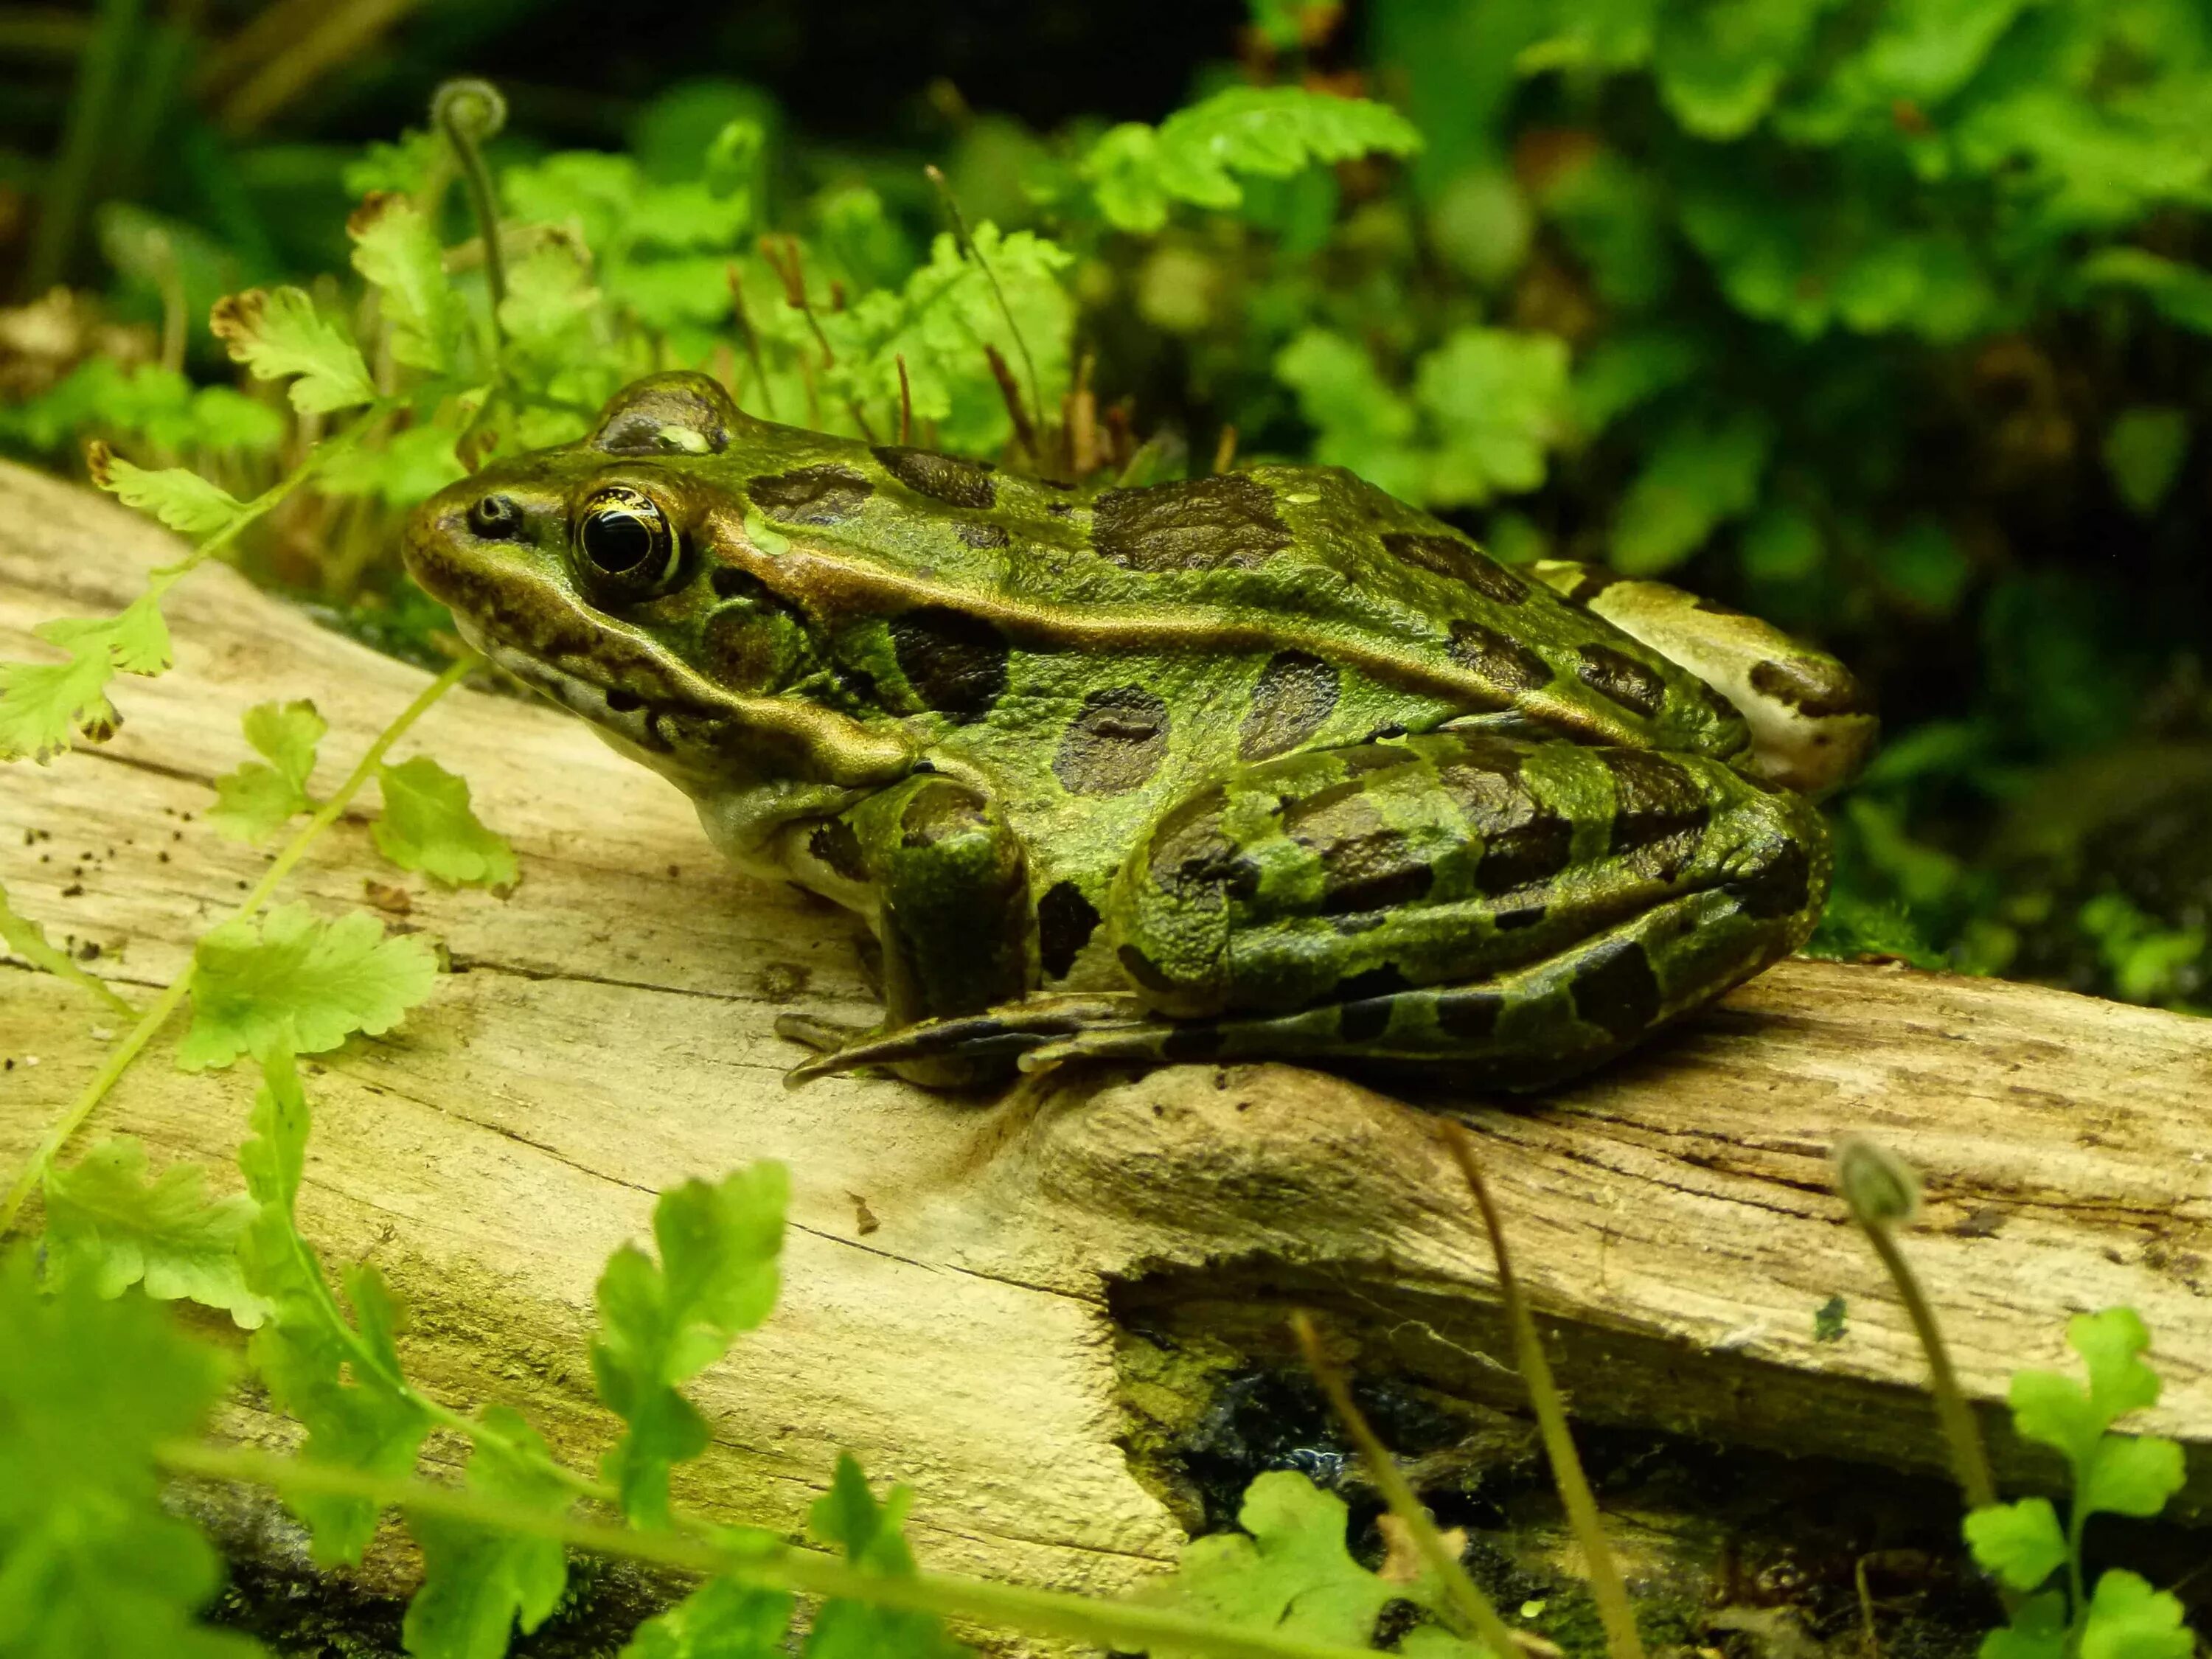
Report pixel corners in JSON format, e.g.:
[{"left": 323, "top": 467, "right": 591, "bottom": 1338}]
[
  {"left": 791, "top": 728, "right": 1829, "bottom": 1089},
  {"left": 1020, "top": 881, "right": 1797, "bottom": 1087}
]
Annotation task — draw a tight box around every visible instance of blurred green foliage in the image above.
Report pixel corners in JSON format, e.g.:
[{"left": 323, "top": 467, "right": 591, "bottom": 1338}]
[{"left": 1, "top": 0, "right": 2208, "bottom": 1011}]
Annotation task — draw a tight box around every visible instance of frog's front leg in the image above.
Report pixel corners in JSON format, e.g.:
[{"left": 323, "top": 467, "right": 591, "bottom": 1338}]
[
  {"left": 773, "top": 773, "right": 1031, "bottom": 1088},
  {"left": 796, "top": 730, "right": 1827, "bottom": 1090}
]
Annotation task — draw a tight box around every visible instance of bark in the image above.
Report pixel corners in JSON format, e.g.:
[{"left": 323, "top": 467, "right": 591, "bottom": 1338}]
[{"left": 4, "top": 460, "right": 2210, "bottom": 1638}]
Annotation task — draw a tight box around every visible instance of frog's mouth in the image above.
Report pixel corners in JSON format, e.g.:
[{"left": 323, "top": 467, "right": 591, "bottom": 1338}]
[{"left": 451, "top": 611, "right": 694, "bottom": 767}]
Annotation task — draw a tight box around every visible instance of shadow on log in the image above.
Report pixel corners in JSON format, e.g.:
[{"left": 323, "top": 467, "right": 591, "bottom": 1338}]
[{"left": 4, "top": 461, "right": 2211, "bottom": 1642}]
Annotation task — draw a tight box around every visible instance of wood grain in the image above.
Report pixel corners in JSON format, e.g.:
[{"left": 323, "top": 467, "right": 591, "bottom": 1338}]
[{"left": 4, "top": 460, "right": 2210, "bottom": 1624}]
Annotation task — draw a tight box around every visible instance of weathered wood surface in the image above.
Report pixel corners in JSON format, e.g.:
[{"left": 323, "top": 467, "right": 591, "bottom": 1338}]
[{"left": 5, "top": 460, "right": 2212, "bottom": 1618}]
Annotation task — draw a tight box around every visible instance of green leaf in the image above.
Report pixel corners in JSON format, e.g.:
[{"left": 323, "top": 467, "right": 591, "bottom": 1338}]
[
  {"left": 1655, "top": 0, "right": 1826, "bottom": 139},
  {"left": 1741, "top": 503, "right": 1825, "bottom": 581},
  {"left": 0, "top": 877, "right": 134, "bottom": 1012},
  {"left": 2101, "top": 408, "right": 2190, "bottom": 517},
  {"left": 1980, "top": 1590, "right": 2069, "bottom": 1659},
  {"left": 2070, "top": 1307, "right": 2163, "bottom": 1423},
  {"left": 43, "top": 1137, "right": 271, "bottom": 1327},
  {"left": 1517, "top": 0, "right": 1656, "bottom": 75},
  {"left": 822, "top": 226, "right": 1074, "bottom": 455},
  {"left": 1416, "top": 327, "right": 1571, "bottom": 506},
  {"left": 317, "top": 423, "right": 469, "bottom": 509},
  {"left": 1, "top": 593, "right": 173, "bottom": 762},
  {"left": 86, "top": 442, "right": 247, "bottom": 536},
  {"left": 1273, "top": 328, "right": 1422, "bottom": 499},
  {"left": 2081, "top": 1571, "right": 2194, "bottom": 1659},
  {"left": 621, "top": 1577, "right": 795, "bottom": 1658},
  {"left": 372, "top": 757, "right": 518, "bottom": 888},
  {"left": 349, "top": 192, "right": 465, "bottom": 375},
  {"left": 0, "top": 1251, "right": 260, "bottom": 1658},
  {"left": 590, "top": 1164, "right": 788, "bottom": 1526},
  {"left": 43, "top": 591, "right": 175, "bottom": 676},
  {"left": 237, "top": 1048, "right": 432, "bottom": 1564},
  {"left": 1872, "top": 518, "right": 1972, "bottom": 614},
  {"left": 1141, "top": 1470, "right": 1433, "bottom": 1654},
  {"left": 402, "top": 1408, "right": 571, "bottom": 1659},
  {"left": 2079, "top": 1433, "right": 2185, "bottom": 1520},
  {"left": 209, "top": 286, "right": 377, "bottom": 414},
  {"left": 2079, "top": 250, "right": 2212, "bottom": 335},
  {"left": 209, "top": 699, "right": 327, "bottom": 844},
  {"left": 344, "top": 128, "right": 445, "bottom": 200},
  {"left": 1610, "top": 411, "right": 1771, "bottom": 574},
  {"left": 1085, "top": 86, "right": 1420, "bottom": 232},
  {"left": 801, "top": 1455, "right": 969, "bottom": 1659},
  {"left": 1571, "top": 328, "right": 1704, "bottom": 432},
  {"left": 179, "top": 902, "right": 441, "bottom": 1071},
  {"left": 498, "top": 234, "right": 605, "bottom": 372},
  {"left": 1961, "top": 1498, "right": 2066, "bottom": 1591}
]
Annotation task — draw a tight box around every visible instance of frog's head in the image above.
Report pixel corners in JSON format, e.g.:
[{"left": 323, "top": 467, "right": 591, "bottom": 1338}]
[{"left": 403, "top": 372, "right": 912, "bottom": 792}]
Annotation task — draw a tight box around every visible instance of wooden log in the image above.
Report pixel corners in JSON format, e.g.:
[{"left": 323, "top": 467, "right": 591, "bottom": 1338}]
[{"left": 5, "top": 460, "right": 2211, "bottom": 1631}]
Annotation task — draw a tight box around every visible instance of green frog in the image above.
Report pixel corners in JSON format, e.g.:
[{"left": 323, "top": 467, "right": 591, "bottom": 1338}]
[{"left": 405, "top": 373, "right": 1875, "bottom": 1090}]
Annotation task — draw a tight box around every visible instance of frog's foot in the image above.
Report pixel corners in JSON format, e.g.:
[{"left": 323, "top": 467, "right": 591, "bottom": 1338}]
[
  {"left": 774, "top": 1012, "right": 873, "bottom": 1055},
  {"left": 779, "top": 995, "right": 1146, "bottom": 1088}
]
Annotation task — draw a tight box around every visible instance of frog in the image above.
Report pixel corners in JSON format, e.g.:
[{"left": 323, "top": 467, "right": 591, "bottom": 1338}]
[{"left": 404, "top": 372, "right": 1876, "bottom": 1091}]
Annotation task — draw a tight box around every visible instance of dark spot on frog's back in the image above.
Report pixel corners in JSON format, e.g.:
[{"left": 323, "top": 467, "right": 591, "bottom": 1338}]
[
  {"left": 1091, "top": 474, "right": 1291, "bottom": 573},
  {"left": 1730, "top": 839, "right": 1814, "bottom": 920},
  {"left": 1435, "top": 989, "right": 1503, "bottom": 1041},
  {"left": 1056, "top": 686, "right": 1171, "bottom": 796},
  {"left": 748, "top": 465, "right": 873, "bottom": 525},
  {"left": 1435, "top": 742, "right": 1574, "bottom": 894},
  {"left": 1601, "top": 749, "right": 1708, "bottom": 882},
  {"left": 1239, "top": 650, "right": 1340, "bottom": 760},
  {"left": 1559, "top": 563, "right": 1622, "bottom": 605},
  {"left": 1381, "top": 532, "right": 1528, "bottom": 605},
  {"left": 1280, "top": 782, "right": 1434, "bottom": 916},
  {"left": 1750, "top": 655, "right": 1874, "bottom": 719},
  {"left": 1144, "top": 786, "right": 1259, "bottom": 904},
  {"left": 955, "top": 521, "right": 1010, "bottom": 549},
  {"left": 1447, "top": 621, "right": 1552, "bottom": 692},
  {"left": 1575, "top": 644, "right": 1666, "bottom": 719},
  {"left": 1571, "top": 939, "right": 1662, "bottom": 1042},
  {"left": 873, "top": 445, "right": 996, "bottom": 509},
  {"left": 1037, "top": 880, "right": 1103, "bottom": 979},
  {"left": 887, "top": 606, "right": 1009, "bottom": 721}
]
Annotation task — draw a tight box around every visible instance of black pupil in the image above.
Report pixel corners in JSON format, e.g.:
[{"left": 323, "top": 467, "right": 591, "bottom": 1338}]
[{"left": 582, "top": 501, "right": 662, "bottom": 574}]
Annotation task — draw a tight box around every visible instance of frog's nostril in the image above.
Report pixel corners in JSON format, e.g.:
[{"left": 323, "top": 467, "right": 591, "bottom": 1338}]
[{"left": 467, "top": 493, "right": 523, "bottom": 540}]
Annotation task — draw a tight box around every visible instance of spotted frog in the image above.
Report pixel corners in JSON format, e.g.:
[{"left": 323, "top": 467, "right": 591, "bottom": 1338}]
[{"left": 406, "top": 373, "right": 1875, "bottom": 1090}]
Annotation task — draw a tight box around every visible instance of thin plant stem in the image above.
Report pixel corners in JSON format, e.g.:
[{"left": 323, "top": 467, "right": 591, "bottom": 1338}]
[
  {"left": 434, "top": 79, "right": 509, "bottom": 346},
  {"left": 1290, "top": 1311, "right": 1523, "bottom": 1659},
  {"left": 727, "top": 265, "right": 776, "bottom": 419},
  {"left": 0, "top": 888, "right": 137, "bottom": 1017},
  {"left": 158, "top": 1439, "right": 1401, "bottom": 1659},
  {"left": 1442, "top": 1124, "right": 1646, "bottom": 1659},
  {"left": 925, "top": 164, "right": 1043, "bottom": 439},
  {"left": 0, "top": 653, "right": 477, "bottom": 1237},
  {"left": 1832, "top": 1135, "right": 1998, "bottom": 1512}
]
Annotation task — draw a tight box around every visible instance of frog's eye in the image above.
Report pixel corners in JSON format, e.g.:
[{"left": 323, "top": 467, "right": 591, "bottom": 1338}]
[{"left": 576, "top": 487, "right": 680, "bottom": 591}]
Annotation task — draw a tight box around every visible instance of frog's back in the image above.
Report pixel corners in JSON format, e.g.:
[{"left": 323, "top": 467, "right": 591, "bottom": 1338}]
[{"left": 724, "top": 430, "right": 1747, "bottom": 762}]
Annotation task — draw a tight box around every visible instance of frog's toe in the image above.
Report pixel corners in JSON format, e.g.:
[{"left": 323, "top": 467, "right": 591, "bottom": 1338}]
[
  {"left": 780, "top": 995, "right": 1144, "bottom": 1088},
  {"left": 773, "top": 1012, "right": 873, "bottom": 1055}
]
